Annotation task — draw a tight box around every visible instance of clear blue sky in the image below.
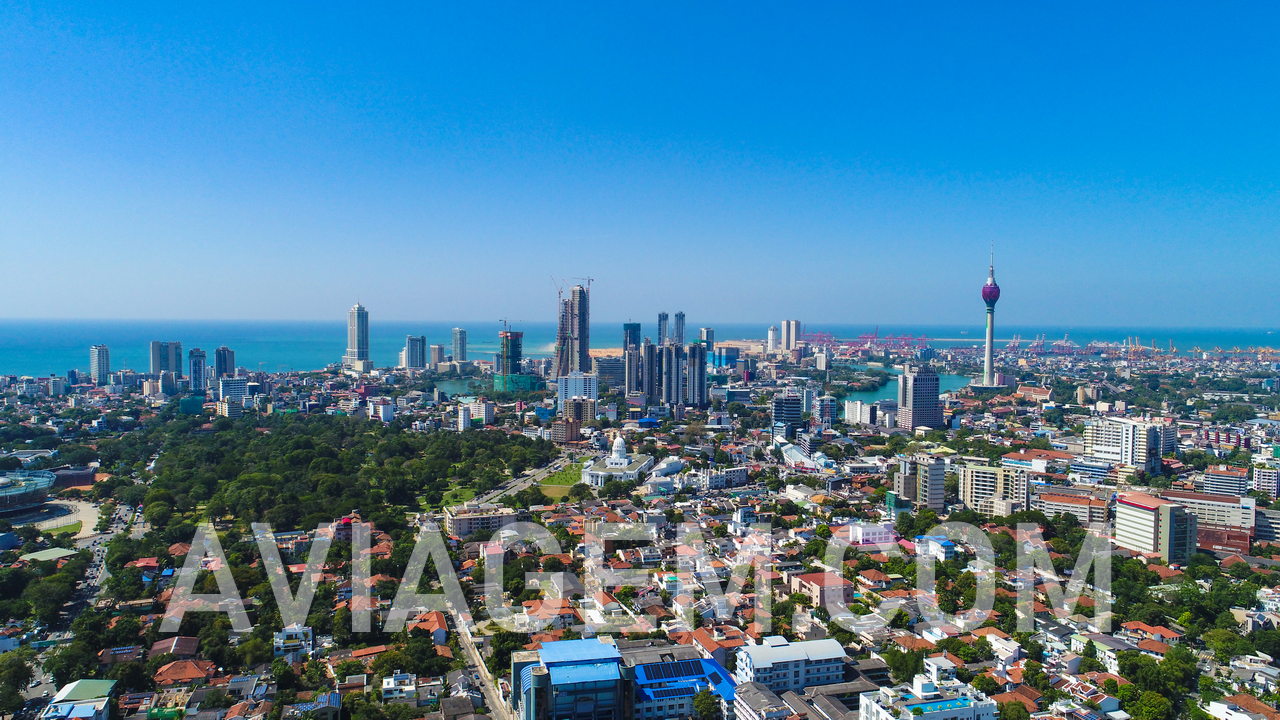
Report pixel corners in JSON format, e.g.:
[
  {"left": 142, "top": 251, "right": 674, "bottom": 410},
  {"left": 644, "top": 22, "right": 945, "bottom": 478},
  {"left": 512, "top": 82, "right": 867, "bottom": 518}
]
[{"left": 1, "top": 3, "right": 1277, "bottom": 326}]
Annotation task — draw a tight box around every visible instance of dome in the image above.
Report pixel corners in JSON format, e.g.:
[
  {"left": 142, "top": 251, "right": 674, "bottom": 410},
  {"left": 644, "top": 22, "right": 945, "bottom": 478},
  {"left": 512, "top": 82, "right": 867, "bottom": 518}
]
[{"left": 611, "top": 435, "right": 628, "bottom": 458}]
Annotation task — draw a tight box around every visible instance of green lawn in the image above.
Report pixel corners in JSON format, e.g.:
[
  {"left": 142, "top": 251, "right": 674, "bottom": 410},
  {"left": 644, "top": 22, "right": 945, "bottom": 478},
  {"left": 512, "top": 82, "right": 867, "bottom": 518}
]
[
  {"left": 541, "top": 463, "right": 584, "bottom": 487},
  {"left": 420, "top": 486, "right": 477, "bottom": 511},
  {"left": 46, "top": 521, "right": 82, "bottom": 536}
]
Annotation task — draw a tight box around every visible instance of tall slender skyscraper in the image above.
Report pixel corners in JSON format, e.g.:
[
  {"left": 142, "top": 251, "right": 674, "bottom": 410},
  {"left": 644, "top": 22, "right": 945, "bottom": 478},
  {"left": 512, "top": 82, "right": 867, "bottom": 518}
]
[
  {"left": 553, "top": 285, "right": 591, "bottom": 375},
  {"left": 452, "top": 328, "right": 468, "bottom": 362},
  {"left": 400, "top": 336, "right": 427, "bottom": 369},
  {"left": 981, "top": 253, "right": 1002, "bottom": 387},
  {"left": 672, "top": 311, "right": 686, "bottom": 346},
  {"left": 149, "top": 341, "right": 183, "bottom": 377},
  {"left": 344, "top": 303, "right": 371, "bottom": 372},
  {"left": 699, "top": 327, "right": 715, "bottom": 353},
  {"left": 214, "top": 346, "right": 236, "bottom": 378},
  {"left": 657, "top": 312, "right": 669, "bottom": 345},
  {"left": 660, "top": 343, "right": 685, "bottom": 406},
  {"left": 188, "top": 348, "right": 207, "bottom": 391},
  {"left": 622, "top": 322, "right": 641, "bottom": 351},
  {"left": 89, "top": 345, "right": 110, "bottom": 385},
  {"left": 641, "top": 338, "right": 659, "bottom": 405},
  {"left": 685, "top": 342, "right": 708, "bottom": 407}
]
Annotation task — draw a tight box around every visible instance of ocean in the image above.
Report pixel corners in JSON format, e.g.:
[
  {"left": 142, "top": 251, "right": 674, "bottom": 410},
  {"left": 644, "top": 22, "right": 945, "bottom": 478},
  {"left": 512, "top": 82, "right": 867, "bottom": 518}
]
[{"left": 1, "top": 319, "right": 1276, "bottom": 379}]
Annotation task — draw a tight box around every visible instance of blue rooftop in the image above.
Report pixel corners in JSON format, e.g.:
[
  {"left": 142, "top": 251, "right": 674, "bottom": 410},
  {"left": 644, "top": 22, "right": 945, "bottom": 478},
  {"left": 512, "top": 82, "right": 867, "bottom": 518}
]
[
  {"left": 537, "top": 638, "right": 622, "bottom": 666},
  {"left": 549, "top": 661, "right": 621, "bottom": 685}
]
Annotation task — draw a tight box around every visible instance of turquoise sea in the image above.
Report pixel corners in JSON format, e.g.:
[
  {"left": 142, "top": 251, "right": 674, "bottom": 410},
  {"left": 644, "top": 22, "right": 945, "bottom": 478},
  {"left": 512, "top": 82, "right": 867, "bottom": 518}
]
[{"left": 0, "top": 319, "right": 1276, "bottom": 378}]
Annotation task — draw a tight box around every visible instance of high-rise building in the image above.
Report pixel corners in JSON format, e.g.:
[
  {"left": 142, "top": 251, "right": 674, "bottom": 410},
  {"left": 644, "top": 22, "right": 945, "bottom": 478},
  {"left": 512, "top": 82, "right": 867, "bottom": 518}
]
[
  {"left": 149, "top": 341, "right": 183, "bottom": 377},
  {"left": 497, "top": 330, "right": 523, "bottom": 375},
  {"left": 897, "top": 364, "right": 942, "bottom": 430},
  {"left": 657, "top": 312, "right": 669, "bottom": 345},
  {"left": 553, "top": 285, "right": 590, "bottom": 376},
  {"left": 1083, "top": 417, "right": 1166, "bottom": 475},
  {"left": 641, "top": 339, "right": 659, "bottom": 405},
  {"left": 980, "top": 252, "right": 1002, "bottom": 388},
  {"left": 780, "top": 320, "right": 801, "bottom": 351},
  {"left": 219, "top": 376, "right": 248, "bottom": 405},
  {"left": 188, "top": 348, "right": 207, "bottom": 392},
  {"left": 623, "top": 347, "right": 642, "bottom": 395},
  {"left": 660, "top": 343, "right": 684, "bottom": 406},
  {"left": 1114, "top": 492, "right": 1198, "bottom": 563},
  {"left": 684, "top": 343, "right": 708, "bottom": 408},
  {"left": 593, "top": 356, "right": 625, "bottom": 390},
  {"left": 699, "top": 327, "right": 715, "bottom": 353},
  {"left": 399, "top": 335, "right": 427, "bottom": 369},
  {"left": 622, "top": 322, "right": 641, "bottom": 351},
  {"left": 214, "top": 346, "right": 236, "bottom": 378},
  {"left": 766, "top": 325, "right": 779, "bottom": 353},
  {"left": 344, "top": 303, "right": 371, "bottom": 372},
  {"left": 428, "top": 344, "right": 446, "bottom": 366},
  {"left": 556, "top": 371, "right": 599, "bottom": 412},
  {"left": 958, "top": 464, "right": 1029, "bottom": 516},
  {"left": 672, "top": 311, "right": 686, "bottom": 346},
  {"left": 89, "top": 345, "right": 110, "bottom": 385},
  {"left": 898, "top": 454, "right": 946, "bottom": 512},
  {"left": 1203, "top": 465, "right": 1250, "bottom": 496},
  {"left": 771, "top": 393, "right": 805, "bottom": 440},
  {"left": 451, "top": 327, "right": 468, "bottom": 362}
]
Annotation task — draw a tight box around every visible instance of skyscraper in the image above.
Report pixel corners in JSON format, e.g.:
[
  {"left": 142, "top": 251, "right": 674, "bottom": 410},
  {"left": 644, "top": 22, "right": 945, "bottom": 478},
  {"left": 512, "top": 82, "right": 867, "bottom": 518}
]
[
  {"left": 766, "top": 325, "right": 779, "bottom": 353},
  {"left": 980, "top": 251, "right": 1002, "bottom": 388},
  {"left": 699, "top": 327, "right": 715, "bottom": 353},
  {"left": 188, "top": 348, "right": 207, "bottom": 391},
  {"left": 641, "top": 338, "right": 659, "bottom": 404},
  {"left": 685, "top": 342, "right": 708, "bottom": 407},
  {"left": 672, "top": 311, "right": 686, "bottom": 346},
  {"left": 149, "top": 341, "right": 183, "bottom": 377},
  {"left": 553, "top": 285, "right": 590, "bottom": 375},
  {"left": 622, "top": 322, "right": 641, "bottom": 351},
  {"left": 780, "top": 320, "right": 801, "bottom": 351},
  {"left": 898, "top": 364, "right": 942, "bottom": 430},
  {"left": 344, "top": 303, "right": 371, "bottom": 372},
  {"left": 497, "top": 330, "right": 523, "bottom": 375},
  {"left": 623, "top": 346, "right": 642, "bottom": 395},
  {"left": 428, "top": 344, "right": 446, "bottom": 366},
  {"left": 657, "top": 312, "right": 669, "bottom": 345},
  {"left": 452, "top": 327, "right": 468, "bottom": 362},
  {"left": 214, "top": 346, "right": 236, "bottom": 379},
  {"left": 399, "top": 335, "right": 427, "bottom": 369},
  {"left": 89, "top": 345, "right": 110, "bottom": 385},
  {"left": 660, "top": 343, "right": 684, "bottom": 406}
]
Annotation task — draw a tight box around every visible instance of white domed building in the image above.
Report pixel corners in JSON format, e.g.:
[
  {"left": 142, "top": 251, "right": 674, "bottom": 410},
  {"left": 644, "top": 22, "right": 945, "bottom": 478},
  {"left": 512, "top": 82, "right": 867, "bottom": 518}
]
[{"left": 580, "top": 435, "right": 654, "bottom": 488}]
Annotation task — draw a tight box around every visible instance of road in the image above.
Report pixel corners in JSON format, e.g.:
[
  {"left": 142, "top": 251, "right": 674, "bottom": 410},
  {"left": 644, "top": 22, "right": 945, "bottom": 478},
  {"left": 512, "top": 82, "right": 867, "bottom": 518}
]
[
  {"left": 475, "top": 455, "right": 573, "bottom": 505},
  {"left": 455, "top": 623, "right": 513, "bottom": 720},
  {"left": 20, "top": 503, "right": 138, "bottom": 704}
]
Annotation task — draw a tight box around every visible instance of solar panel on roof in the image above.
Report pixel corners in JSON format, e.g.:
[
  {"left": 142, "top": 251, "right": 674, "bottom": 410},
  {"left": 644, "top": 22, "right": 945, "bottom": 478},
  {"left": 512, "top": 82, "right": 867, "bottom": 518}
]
[
  {"left": 641, "top": 659, "right": 704, "bottom": 680},
  {"left": 650, "top": 687, "right": 695, "bottom": 700}
]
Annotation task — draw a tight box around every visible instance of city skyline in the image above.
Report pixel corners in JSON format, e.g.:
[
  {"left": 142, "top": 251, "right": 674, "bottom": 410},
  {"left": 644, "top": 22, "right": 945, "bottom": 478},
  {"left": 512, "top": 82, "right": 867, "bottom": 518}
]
[{"left": 2, "top": 5, "right": 1278, "bottom": 326}]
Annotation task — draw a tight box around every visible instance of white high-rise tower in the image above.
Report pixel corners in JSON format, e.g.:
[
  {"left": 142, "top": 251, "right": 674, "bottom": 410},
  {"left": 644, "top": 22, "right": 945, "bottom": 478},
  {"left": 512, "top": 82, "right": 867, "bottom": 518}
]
[{"left": 344, "top": 303, "right": 371, "bottom": 372}]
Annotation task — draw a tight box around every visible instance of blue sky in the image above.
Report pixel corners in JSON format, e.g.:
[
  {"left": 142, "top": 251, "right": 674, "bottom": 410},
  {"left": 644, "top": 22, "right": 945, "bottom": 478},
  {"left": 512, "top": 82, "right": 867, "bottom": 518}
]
[{"left": 1, "top": 3, "right": 1277, "bottom": 326}]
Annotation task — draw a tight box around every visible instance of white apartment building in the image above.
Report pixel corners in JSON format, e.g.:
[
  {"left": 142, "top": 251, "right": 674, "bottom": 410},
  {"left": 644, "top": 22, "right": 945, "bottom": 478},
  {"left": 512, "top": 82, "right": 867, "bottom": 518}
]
[
  {"left": 1160, "top": 489, "right": 1255, "bottom": 532},
  {"left": 733, "top": 637, "right": 847, "bottom": 694},
  {"left": 1202, "top": 465, "right": 1250, "bottom": 496},
  {"left": 556, "top": 371, "right": 599, "bottom": 411},
  {"left": 1083, "top": 417, "right": 1170, "bottom": 475},
  {"left": 443, "top": 503, "right": 519, "bottom": 537},
  {"left": 1254, "top": 466, "right": 1280, "bottom": 498},
  {"left": 1114, "top": 492, "right": 1197, "bottom": 563},
  {"left": 1032, "top": 492, "right": 1109, "bottom": 526},
  {"left": 958, "top": 465, "right": 1028, "bottom": 516}
]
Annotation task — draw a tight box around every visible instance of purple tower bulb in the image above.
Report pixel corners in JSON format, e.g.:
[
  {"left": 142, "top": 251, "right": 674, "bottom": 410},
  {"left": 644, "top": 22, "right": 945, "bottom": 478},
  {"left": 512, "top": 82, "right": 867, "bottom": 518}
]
[{"left": 982, "top": 264, "right": 1000, "bottom": 308}]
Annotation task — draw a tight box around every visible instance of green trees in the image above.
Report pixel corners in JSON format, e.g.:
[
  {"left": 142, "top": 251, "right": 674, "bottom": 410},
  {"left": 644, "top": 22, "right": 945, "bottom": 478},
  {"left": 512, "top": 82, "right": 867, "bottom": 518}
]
[{"left": 693, "top": 689, "right": 722, "bottom": 720}]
